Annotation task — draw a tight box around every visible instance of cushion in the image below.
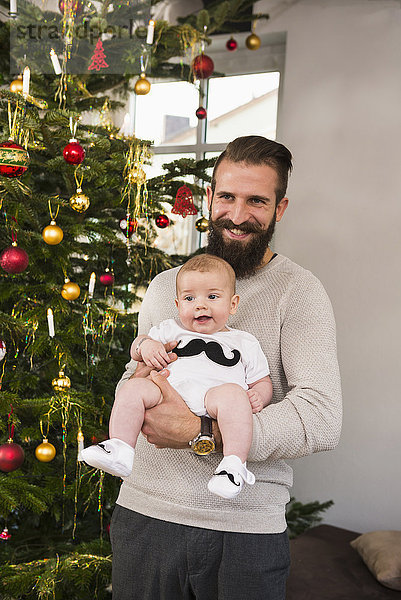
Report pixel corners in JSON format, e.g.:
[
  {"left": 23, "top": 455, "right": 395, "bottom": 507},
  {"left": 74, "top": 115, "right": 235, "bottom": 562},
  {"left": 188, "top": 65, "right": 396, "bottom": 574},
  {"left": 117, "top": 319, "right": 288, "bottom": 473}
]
[{"left": 350, "top": 531, "right": 401, "bottom": 591}]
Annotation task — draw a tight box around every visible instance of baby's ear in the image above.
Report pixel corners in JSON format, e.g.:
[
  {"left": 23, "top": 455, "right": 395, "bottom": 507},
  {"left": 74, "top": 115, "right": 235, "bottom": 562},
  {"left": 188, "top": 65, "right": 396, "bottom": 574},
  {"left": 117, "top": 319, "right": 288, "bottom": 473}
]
[
  {"left": 230, "top": 294, "right": 240, "bottom": 314},
  {"left": 175, "top": 298, "right": 179, "bottom": 308}
]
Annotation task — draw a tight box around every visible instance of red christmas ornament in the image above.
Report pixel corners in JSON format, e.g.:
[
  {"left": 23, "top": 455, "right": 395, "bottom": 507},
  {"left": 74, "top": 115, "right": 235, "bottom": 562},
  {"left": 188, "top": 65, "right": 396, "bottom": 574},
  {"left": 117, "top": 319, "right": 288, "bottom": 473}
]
[
  {"left": 171, "top": 185, "right": 198, "bottom": 218},
  {"left": 0, "top": 244, "right": 29, "bottom": 274},
  {"left": 99, "top": 271, "right": 114, "bottom": 286},
  {"left": 63, "top": 139, "right": 85, "bottom": 165},
  {"left": 58, "top": 0, "right": 83, "bottom": 15},
  {"left": 226, "top": 37, "right": 238, "bottom": 51},
  {"left": 0, "top": 140, "right": 29, "bottom": 178},
  {"left": 0, "top": 527, "right": 11, "bottom": 540},
  {"left": 119, "top": 217, "right": 137, "bottom": 238},
  {"left": 192, "top": 54, "right": 214, "bottom": 79},
  {"left": 88, "top": 39, "right": 109, "bottom": 71},
  {"left": 196, "top": 107, "right": 207, "bottom": 120},
  {"left": 155, "top": 214, "right": 170, "bottom": 229},
  {"left": 0, "top": 440, "right": 25, "bottom": 472}
]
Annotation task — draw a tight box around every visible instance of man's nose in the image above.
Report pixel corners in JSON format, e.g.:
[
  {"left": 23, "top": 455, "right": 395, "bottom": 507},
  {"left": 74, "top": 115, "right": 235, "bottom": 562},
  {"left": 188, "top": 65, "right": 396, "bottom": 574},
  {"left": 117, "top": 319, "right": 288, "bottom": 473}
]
[{"left": 229, "top": 201, "right": 250, "bottom": 225}]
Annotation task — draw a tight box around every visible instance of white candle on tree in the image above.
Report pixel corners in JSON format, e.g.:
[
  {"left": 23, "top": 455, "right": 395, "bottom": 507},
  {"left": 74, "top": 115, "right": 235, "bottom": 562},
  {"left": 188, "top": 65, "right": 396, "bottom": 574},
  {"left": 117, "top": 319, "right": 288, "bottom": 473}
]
[
  {"left": 88, "top": 272, "right": 96, "bottom": 298},
  {"left": 9, "top": 0, "right": 17, "bottom": 15},
  {"left": 22, "top": 66, "right": 30, "bottom": 96},
  {"left": 146, "top": 19, "right": 155, "bottom": 44},
  {"left": 47, "top": 308, "right": 55, "bottom": 338},
  {"left": 50, "top": 49, "right": 62, "bottom": 75}
]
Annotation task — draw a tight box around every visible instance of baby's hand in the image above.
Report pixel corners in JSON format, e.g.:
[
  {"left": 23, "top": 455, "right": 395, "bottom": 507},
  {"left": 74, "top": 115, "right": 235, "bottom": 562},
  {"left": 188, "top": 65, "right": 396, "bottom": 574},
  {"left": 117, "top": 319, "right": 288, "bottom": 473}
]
[
  {"left": 247, "top": 389, "right": 264, "bottom": 414},
  {"left": 140, "top": 339, "right": 175, "bottom": 370}
]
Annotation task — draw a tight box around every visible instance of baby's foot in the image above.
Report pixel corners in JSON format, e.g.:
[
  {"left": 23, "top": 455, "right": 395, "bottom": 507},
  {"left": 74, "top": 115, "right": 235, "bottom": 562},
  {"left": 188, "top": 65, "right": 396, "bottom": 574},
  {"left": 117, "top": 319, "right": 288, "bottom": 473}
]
[
  {"left": 207, "top": 455, "right": 255, "bottom": 499},
  {"left": 79, "top": 438, "right": 135, "bottom": 477}
]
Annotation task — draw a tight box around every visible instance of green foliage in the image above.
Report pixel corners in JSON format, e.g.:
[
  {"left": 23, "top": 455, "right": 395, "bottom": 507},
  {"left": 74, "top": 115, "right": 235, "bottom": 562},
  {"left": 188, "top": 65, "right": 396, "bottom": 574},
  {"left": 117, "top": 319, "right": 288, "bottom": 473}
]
[{"left": 286, "top": 497, "right": 334, "bottom": 539}]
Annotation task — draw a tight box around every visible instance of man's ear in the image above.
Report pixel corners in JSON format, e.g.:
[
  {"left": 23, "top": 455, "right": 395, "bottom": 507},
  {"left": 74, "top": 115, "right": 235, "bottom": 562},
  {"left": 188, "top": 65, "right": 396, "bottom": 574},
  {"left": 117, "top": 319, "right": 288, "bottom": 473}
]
[
  {"left": 206, "top": 186, "right": 213, "bottom": 211},
  {"left": 276, "top": 197, "right": 289, "bottom": 222},
  {"left": 230, "top": 294, "right": 240, "bottom": 315}
]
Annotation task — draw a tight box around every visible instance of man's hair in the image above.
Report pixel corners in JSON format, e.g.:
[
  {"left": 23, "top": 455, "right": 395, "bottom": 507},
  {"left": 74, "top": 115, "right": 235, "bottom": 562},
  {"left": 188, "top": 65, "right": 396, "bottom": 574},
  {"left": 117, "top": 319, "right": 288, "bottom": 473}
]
[
  {"left": 176, "top": 254, "right": 236, "bottom": 294},
  {"left": 211, "top": 135, "right": 293, "bottom": 204}
]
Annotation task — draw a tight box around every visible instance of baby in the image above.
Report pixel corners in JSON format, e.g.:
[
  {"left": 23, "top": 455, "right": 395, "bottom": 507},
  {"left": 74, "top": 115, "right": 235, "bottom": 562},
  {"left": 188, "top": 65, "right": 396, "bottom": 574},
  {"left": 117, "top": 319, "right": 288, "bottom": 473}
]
[{"left": 80, "top": 254, "right": 273, "bottom": 499}]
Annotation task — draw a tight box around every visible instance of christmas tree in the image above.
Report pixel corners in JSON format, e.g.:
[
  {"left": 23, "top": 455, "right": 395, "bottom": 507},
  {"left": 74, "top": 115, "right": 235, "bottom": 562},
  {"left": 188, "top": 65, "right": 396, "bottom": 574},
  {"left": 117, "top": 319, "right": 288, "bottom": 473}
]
[{"left": 0, "top": 1, "right": 270, "bottom": 598}]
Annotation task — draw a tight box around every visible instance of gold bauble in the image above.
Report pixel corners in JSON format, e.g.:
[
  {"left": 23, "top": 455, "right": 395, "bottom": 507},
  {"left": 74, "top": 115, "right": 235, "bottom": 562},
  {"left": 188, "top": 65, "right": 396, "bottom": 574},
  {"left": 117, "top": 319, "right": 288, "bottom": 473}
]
[
  {"left": 245, "top": 33, "right": 261, "bottom": 50},
  {"left": 42, "top": 220, "right": 64, "bottom": 245},
  {"left": 128, "top": 166, "right": 146, "bottom": 185},
  {"left": 35, "top": 439, "right": 56, "bottom": 462},
  {"left": 69, "top": 188, "right": 90, "bottom": 213},
  {"left": 61, "top": 279, "right": 80, "bottom": 300},
  {"left": 52, "top": 370, "right": 71, "bottom": 391},
  {"left": 195, "top": 216, "right": 209, "bottom": 233},
  {"left": 10, "top": 76, "right": 23, "bottom": 93},
  {"left": 134, "top": 73, "right": 151, "bottom": 95}
]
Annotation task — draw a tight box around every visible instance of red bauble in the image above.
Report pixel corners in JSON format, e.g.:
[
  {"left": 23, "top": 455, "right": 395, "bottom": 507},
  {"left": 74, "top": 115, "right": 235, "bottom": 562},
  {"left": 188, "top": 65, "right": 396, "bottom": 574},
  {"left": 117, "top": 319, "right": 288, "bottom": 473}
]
[
  {"left": 226, "top": 37, "right": 238, "bottom": 51},
  {"left": 0, "top": 441, "right": 25, "bottom": 472},
  {"left": 58, "top": 0, "right": 83, "bottom": 15},
  {"left": 99, "top": 271, "right": 114, "bottom": 286},
  {"left": 196, "top": 106, "right": 207, "bottom": 120},
  {"left": 63, "top": 139, "right": 85, "bottom": 165},
  {"left": 192, "top": 54, "right": 214, "bottom": 79},
  {"left": 155, "top": 214, "right": 170, "bottom": 229},
  {"left": 0, "top": 140, "right": 29, "bottom": 178},
  {"left": 0, "top": 527, "right": 11, "bottom": 540},
  {"left": 0, "top": 245, "right": 29, "bottom": 274},
  {"left": 119, "top": 217, "right": 137, "bottom": 238}
]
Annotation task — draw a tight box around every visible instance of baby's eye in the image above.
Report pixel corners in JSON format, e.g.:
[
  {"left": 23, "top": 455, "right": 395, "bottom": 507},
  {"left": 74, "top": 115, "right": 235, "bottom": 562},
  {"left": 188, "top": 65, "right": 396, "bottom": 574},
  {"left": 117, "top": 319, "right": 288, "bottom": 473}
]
[
  {"left": 208, "top": 294, "right": 218, "bottom": 300},
  {"left": 184, "top": 295, "right": 194, "bottom": 301}
]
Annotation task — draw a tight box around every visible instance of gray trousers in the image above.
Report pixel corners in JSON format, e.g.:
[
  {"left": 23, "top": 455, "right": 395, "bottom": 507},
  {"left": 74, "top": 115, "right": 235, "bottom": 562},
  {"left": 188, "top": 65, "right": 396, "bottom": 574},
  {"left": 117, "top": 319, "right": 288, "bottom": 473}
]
[{"left": 110, "top": 505, "right": 290, "bottom": 600}]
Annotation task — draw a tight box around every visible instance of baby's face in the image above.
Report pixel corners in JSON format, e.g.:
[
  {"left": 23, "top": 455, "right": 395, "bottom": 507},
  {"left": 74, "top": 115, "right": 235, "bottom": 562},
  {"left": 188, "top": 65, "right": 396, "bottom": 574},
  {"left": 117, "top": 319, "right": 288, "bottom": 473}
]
[{"left": 175, "top": 270, "right": 239, "bottom": 334}]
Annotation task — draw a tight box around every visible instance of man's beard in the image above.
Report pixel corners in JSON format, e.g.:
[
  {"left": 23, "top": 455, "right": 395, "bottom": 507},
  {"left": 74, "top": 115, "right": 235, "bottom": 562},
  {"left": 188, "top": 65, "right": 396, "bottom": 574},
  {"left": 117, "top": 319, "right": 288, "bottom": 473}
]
[{"left": 207, "top": 214, "right": 276, "bottom": 278}]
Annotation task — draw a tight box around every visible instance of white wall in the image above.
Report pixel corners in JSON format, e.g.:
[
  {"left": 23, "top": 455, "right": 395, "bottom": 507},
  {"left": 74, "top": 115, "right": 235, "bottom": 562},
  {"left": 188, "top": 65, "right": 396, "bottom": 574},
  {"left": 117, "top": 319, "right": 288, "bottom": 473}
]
[{"left": 256, "top": 0, "right": 401, "bottom": 532}]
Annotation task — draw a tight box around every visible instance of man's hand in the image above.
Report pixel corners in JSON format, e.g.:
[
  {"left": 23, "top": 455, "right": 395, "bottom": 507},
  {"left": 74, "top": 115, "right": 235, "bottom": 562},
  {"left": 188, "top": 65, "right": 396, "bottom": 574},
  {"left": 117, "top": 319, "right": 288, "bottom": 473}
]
[
  {"left": 247, "top": 389, "right": 265, "bottom": 413},
  {"left": 141, "top": 370, "right": 199, "bottom": 448}
]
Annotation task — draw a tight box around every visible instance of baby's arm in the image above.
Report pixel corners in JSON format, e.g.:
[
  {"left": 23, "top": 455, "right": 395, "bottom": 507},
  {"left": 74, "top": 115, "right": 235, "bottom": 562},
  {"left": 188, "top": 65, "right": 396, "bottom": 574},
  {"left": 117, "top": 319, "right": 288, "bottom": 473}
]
[
  {"left": 247, "top": 376, "right": 273, "bottom": 414},
  {"left": 130, "top": 335, "right": 176, "bottom": 370}
]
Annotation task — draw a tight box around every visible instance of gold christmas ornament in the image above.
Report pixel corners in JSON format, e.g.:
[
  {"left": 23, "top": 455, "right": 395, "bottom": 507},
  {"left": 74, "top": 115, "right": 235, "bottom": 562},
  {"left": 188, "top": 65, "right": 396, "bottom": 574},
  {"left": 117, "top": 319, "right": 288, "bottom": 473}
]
[
  {"left": 42, "top": 220, "right": 64, "bottom": 245},
  {"left": 10, "top": 76, "right": 23, "bottom": 93},
  {"left": 134, "top": 73, "right": 151, "bottom": 95},
  {"left": 245, "top": 33, "right": 261, "bottom": 50},
  {"left": 195, "top": 216, "right": 209, "bottom": 233},
  {"left": 69, "top": 187, "right": 90, "bottom": 213},
  {"left": 128, "top": 166, "right": 146, "bottom": 185},
  {"left": 61, "top": 278, "right": 81, "bottom": 300},
  {"left": 52, "top": 369, "right": 71, "bottom": 391},
  {"left": 35, "top": 438, "right": 56, "bottom": 462}
]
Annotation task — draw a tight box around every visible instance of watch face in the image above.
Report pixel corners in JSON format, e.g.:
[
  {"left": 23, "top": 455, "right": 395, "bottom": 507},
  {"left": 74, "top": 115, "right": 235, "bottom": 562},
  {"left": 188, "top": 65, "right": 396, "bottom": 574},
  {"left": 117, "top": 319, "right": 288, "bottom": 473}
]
[{"left": 192, "top": 437, "right": 215, "bottom": 455}]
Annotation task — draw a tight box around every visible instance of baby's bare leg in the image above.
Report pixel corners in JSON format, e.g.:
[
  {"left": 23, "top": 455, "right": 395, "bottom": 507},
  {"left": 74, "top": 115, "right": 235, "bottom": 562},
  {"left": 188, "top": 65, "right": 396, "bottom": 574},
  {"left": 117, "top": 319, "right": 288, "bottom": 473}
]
[
  {"left": 109, "top": 378, "right": 162, "bottom": 447},
  {"left": 205, "top": 383, "right": 253, "bottom": 463}
]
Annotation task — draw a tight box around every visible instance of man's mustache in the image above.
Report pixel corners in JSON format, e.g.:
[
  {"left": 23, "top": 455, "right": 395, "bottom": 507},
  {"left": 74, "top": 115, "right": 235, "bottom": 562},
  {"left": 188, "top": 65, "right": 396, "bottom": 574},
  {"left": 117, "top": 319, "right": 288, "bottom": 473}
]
[
  {"left": 174, "top": 338, "right": 241, "bottom": 367},
  {"left": 212, "top": 218, "right": 264, "bottom": 235}
]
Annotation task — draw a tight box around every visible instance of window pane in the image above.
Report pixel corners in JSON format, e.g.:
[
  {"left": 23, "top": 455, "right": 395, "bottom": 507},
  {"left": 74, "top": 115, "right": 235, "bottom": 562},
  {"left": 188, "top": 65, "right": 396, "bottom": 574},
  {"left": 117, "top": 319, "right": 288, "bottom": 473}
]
[
  {"left": 206, "top": 72, "right": 280, "bottom": 143},
  {"left": 134, "top": 81, "right": 199, "bottom": 146},
  {"left": 149, "top": 153, "right": 198, "bottom": 256}
]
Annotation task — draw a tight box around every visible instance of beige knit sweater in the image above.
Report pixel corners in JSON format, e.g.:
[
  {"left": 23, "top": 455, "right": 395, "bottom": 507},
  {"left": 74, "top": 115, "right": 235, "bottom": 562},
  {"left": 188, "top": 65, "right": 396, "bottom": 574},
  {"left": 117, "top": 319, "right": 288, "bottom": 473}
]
[{"left": 115, "top": 254, "right": 342, "bottom": 533}]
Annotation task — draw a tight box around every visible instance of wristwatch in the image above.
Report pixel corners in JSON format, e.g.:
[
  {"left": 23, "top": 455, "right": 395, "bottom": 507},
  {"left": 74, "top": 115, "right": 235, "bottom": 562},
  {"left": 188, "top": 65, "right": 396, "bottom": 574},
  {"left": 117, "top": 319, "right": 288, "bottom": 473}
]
[{"left": 189, "top": 415, "right": 215, "bottom": 455}]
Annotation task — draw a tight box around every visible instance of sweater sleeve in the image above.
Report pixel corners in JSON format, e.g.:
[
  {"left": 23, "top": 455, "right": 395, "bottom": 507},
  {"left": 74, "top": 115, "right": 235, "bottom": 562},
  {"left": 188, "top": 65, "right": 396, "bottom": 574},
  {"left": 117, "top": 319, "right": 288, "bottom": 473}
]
[{"left": 248, "top": 274, "right": 342, "bottom": 462}]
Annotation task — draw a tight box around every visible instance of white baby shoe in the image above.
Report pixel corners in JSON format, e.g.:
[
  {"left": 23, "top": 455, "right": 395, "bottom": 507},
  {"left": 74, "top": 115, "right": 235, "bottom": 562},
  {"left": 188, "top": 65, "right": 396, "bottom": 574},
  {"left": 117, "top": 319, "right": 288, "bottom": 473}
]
[
  {"left": 79, "top": 438, "right": 135, "bottom": 478},
  {"left": 207, "top": 455, "right": 255, "bottom": 499}
]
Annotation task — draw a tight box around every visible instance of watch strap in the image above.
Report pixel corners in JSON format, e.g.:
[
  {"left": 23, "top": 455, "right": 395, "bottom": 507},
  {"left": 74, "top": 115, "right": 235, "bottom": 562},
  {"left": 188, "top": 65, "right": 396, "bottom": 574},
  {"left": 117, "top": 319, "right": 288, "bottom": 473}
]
[{"left": 201, "top": 415, "right": 213, "bottom": 437}]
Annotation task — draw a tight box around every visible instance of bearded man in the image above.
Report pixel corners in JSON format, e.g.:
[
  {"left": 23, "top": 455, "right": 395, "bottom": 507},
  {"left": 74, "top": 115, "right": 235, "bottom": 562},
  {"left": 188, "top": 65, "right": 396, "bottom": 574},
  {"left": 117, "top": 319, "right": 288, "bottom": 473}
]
[{"left": 110, "top": 136, "right": 342, "bottom": 600}]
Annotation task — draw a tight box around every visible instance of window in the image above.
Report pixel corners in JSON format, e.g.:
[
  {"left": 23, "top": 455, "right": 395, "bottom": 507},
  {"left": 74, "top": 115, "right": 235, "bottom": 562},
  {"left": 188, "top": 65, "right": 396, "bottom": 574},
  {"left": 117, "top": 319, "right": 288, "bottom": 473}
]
[{"left": 130, "top": 32, "right": 286, "bottom": 255}]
